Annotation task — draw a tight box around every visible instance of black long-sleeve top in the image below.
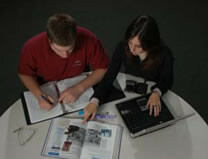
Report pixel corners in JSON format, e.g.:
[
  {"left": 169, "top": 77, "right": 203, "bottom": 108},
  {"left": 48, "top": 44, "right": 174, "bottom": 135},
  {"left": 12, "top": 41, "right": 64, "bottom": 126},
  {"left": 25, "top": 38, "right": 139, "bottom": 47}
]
[{"left": 93, "top": 41, "right": 174, "bottom": 104}]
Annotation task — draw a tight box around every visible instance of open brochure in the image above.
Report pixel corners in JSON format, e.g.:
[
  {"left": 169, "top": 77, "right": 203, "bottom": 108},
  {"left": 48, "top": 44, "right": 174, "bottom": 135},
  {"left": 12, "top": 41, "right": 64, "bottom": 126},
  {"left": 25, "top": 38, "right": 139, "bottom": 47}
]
[
  {"left": 21, "top": 74, "right": 94, "bottom": 125},
  {"left": 42, "top": 117, "right": 123, "bottom": 159}
]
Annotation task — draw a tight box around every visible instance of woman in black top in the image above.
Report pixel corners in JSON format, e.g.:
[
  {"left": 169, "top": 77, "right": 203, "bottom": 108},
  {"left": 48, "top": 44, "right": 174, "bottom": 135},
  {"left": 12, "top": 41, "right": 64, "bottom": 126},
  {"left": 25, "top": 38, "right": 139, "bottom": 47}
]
[{"left": 83, "top": 15, "right": 174, "bottom": 123}]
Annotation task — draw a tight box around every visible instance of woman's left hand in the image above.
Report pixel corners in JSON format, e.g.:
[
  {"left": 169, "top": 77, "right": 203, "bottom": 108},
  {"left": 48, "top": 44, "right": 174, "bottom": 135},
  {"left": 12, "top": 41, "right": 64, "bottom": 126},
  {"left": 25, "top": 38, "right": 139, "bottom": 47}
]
[{"left": 147, "top": 91, "right": 161, "bottom": 117}]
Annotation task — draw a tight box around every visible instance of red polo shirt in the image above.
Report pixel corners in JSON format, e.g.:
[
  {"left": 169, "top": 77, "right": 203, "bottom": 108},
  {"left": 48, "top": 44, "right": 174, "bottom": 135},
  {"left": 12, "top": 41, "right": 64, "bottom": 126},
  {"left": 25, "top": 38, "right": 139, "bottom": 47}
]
[{"left": 18, "top": 27, "right": 109, "bottom": 83}]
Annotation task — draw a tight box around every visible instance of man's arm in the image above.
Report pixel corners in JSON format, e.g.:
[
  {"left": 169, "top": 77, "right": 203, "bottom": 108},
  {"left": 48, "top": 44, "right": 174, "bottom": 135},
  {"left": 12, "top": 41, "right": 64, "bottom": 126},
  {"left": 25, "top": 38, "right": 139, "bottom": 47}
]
[
  {"left": 19, "top": 74, "right": 54, "bottom": 110},
  {"left": 19, "top": 74, "right": 42, "bottom": 98},
  {"left": 76, "top": 68, "right": 107, "bottom": 92},
  {"left": 58, "top": 68, "right": 107, "bottom": 103}
]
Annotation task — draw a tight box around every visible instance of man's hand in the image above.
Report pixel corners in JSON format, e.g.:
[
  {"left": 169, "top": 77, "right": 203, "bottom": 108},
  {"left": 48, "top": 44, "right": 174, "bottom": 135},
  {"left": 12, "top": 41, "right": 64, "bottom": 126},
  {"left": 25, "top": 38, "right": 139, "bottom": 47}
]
[
  {"left": 58, "top": 85, "right": 84, "bottom": 104},
  {"left": 38, "top": 95, "right": 55, "bottom": 110},
  {"left": 82, "top": 102, "right": 97, "bottom": 124},
  {"left": 18, "top": 74, "right": 55, "bottom": 110},
  {"left": 147, "top": 91, "right": 161, "bottom": 117},
  {"left": 61, "top": 68, "right": 106, "bottom": 104}
]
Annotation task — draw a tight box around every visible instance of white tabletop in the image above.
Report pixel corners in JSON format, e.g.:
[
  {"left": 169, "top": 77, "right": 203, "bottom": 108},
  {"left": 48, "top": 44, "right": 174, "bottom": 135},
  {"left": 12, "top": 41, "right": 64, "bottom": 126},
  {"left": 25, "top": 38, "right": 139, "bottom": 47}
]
[{"left": 1, "top": 73, "right": 208, "bottom": 159}]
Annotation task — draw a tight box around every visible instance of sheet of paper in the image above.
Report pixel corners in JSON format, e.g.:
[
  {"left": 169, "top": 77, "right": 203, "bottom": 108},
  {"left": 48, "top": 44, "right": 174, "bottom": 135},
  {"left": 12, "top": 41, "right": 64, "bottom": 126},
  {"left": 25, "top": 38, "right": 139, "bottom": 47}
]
[
  {"left": 24, "top": 83, "right": 63, "bottom": 123},
  {"left": 57, "top": 75, "right": 94, "bottom": 112}
]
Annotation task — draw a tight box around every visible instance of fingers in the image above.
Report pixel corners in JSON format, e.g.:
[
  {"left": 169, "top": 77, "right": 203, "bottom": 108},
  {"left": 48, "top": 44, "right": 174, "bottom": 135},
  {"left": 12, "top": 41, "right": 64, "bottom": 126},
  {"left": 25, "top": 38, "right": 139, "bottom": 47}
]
[
  {"left": 149, "top": 104, "right": 153, "bottom": 116},
  {"left": 154, "top": 106, "right": 158, "bottom": 117},
  {"left": 39, "top": 94, "right": 54, "bottom": 110},
  {"left": 90, "top": 113, "right": 96, "bottom": 120},
  {"left": 147, "top": 99, "right": 154, "bottom": 116},
  {"left": 147, "top": 93, "right": 161, "bottom": 117},
  {"left": 83, "top": 106, "right": 91, "bottom": 124},
  {"left": 148, "top": 102, "right": 161, "bottom": 117},
  {"left": 151, "top": 105, "right": 160, "bottom": 117},
  {"left": 58, "top": 92, "right": 75, "bottom": 104},
  {"left": 58, "top": 86, "right": 82, "bottom": 104},
  {"left": 155, "top": 101, "right": 161, "bottom": 116},
  {"left": 83, "top": 111, "right": 90, "bottom": 124},
  {"left": 40, "top": 100, "right": 54, "bottom": 110},
  {"left": 58, "top": 93, "right": 65, "bottom": 103},
  {"left": 82, "top": 112, "right": 96, "bottom": 124},
  {"left": 47, "top": 96, "right": 55, "bottom": 104},
  {"left": 82, "top": 103, "right": 97, "bottom": 124}
]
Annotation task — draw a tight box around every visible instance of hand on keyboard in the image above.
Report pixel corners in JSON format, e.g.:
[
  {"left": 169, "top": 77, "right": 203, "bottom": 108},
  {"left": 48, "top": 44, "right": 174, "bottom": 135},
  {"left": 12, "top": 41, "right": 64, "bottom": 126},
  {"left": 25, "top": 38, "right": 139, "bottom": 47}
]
[{"left": 147, "top": 92, "right": 161, "bottom": 117}]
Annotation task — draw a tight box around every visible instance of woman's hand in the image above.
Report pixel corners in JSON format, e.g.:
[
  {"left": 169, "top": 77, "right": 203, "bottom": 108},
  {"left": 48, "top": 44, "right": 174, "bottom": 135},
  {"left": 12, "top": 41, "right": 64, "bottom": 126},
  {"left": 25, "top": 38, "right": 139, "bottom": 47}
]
[
  {"left": 82, "top": 102, "right": 97, "bottom": 124},
  {"left": 147, "top": 91, "right": 161, "bottom": 117}
]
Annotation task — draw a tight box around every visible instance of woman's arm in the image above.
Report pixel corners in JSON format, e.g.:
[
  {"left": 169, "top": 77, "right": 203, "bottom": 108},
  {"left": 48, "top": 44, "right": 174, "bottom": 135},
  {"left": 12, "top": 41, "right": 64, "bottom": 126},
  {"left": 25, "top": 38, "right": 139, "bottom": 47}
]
[
  {"left": 92, "top": 42, "right": 125, "bottom": 103},
  {"left": 148, "top": 47, "right": 174, "bottom": 116},
  {"left": 83, "top": 42, "right": 125, "bottom": 123},
  {"left": 151, "top": 47, "right": 174, "bottom": 95}
]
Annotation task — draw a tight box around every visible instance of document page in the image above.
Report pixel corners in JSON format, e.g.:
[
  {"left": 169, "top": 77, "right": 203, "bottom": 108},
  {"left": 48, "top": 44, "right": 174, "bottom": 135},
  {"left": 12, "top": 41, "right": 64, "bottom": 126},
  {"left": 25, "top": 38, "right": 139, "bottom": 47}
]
[
  {"left": 24, "top": 83, "right": 63, "bottom": 123},
  {"left": 42, "top": 118, "right": 87, "bottom": 159},
  {"left": 57, "top": 75, "right": 94, "bottom": 112},
  {"left": 80, "top": 121, "right": 119, "bottom": 159}
]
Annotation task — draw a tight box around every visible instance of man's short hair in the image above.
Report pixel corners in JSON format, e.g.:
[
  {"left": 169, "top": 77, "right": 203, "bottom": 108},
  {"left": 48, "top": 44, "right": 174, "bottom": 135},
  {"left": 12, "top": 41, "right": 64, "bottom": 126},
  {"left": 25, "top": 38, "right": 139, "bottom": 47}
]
[{"left": 47, "top": 13, "right": 77, "bottom": 46}]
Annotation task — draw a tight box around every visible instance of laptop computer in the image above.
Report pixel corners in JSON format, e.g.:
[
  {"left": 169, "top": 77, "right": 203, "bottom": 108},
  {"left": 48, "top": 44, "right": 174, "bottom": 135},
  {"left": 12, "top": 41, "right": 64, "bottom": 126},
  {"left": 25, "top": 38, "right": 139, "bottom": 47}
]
[{"left": 116, "top": 93, "right": 194, "bottom": 138}]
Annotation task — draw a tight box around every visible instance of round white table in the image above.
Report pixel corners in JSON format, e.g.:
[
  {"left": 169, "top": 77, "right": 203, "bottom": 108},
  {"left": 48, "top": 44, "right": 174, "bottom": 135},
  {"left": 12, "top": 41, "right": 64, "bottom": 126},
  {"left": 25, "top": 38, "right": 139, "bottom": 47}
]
[{"left": 1, "top": 73, "right": 208, "bottom": 159}]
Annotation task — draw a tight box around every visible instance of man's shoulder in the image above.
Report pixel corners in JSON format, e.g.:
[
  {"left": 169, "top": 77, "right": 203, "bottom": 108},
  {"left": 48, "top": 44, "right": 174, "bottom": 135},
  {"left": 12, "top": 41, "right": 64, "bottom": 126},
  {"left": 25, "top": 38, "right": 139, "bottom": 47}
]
[
  {"left": 77, "top": 26, "right": 98, "bottom": 41},
  {"left": 24, "top": 32, "right": 48, "bottom": 48}
]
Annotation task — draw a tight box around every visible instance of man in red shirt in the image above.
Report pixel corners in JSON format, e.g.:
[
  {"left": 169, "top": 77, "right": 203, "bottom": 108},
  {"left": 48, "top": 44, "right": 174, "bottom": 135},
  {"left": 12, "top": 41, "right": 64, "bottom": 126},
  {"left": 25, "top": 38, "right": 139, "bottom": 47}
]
[{"left": 18, "top": 13, "right": 109, "bottom": 111}]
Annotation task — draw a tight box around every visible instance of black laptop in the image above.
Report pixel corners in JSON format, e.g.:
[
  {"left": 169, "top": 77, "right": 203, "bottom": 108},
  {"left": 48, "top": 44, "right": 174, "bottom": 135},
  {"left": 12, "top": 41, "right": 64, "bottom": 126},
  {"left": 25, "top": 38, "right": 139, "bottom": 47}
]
[{"left": 116, "top": 93, "right": 176, "bottom": 137}]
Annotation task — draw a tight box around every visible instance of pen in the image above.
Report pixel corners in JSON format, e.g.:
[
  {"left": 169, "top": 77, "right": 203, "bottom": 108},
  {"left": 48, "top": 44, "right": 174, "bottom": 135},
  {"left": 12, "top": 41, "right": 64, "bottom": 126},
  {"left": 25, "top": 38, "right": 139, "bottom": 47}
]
[
  {"left": 41, "top": 95, "right": 54, "bottom": 105},
  {"left": 95, "top": 114, "right": 117, "bottom": 119},
  {"left": 55, "top": 83, "right": 60, "bottom": 97}
]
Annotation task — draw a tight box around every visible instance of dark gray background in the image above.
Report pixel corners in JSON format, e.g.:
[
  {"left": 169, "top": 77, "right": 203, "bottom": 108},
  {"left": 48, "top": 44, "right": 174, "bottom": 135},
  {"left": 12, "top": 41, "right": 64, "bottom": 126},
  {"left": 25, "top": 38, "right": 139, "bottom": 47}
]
[{"left": 0, "top": 0, "right": 208, "bottom": 124}]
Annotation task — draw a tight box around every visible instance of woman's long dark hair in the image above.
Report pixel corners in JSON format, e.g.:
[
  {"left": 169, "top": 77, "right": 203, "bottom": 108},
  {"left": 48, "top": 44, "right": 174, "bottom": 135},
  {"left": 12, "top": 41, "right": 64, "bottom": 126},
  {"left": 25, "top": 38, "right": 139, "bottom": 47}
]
[{"left": 124, "top": 15, "right": 162, "bottom": 69}]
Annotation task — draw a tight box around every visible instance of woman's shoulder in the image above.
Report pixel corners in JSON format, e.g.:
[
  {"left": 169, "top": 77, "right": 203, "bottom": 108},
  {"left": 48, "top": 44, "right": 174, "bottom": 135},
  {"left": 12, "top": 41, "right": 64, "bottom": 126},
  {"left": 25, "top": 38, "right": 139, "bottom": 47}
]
[{"left": 160, "top": 43, "right": 174, "bottom": 60}]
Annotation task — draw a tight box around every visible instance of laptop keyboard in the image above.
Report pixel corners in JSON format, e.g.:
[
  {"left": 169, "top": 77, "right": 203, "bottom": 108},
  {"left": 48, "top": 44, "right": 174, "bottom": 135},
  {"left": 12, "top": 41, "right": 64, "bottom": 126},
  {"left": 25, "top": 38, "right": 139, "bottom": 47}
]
[{"left": 116, "top": 95, "right": 174, "bottom": 134}]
